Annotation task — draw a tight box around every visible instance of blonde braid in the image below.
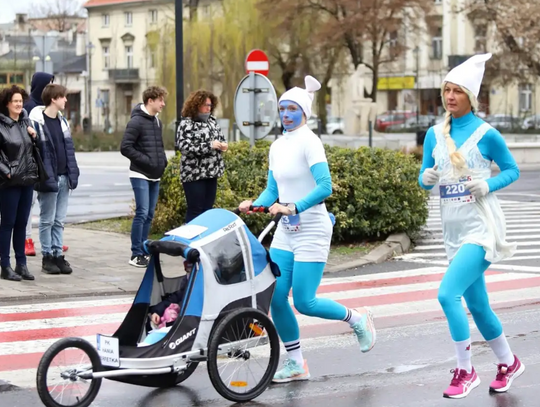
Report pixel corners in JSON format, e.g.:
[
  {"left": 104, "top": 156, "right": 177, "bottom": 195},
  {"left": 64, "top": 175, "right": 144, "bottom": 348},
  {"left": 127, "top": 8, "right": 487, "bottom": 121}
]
[{"left": 442, "top": 111, "right": 466, "bottom": 170}]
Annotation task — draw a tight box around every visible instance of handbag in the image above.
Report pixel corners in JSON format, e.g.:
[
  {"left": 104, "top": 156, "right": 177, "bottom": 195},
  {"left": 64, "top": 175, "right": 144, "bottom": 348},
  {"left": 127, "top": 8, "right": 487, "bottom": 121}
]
[{"left": 29, "top": 123, "right": 49, "bottom": 183}]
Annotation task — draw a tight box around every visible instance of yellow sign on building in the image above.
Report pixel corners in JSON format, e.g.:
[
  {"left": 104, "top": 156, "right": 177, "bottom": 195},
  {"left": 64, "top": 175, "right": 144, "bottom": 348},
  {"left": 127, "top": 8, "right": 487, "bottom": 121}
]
[{"left": 377, "top": 76, "right": 416, "bottom": 90}]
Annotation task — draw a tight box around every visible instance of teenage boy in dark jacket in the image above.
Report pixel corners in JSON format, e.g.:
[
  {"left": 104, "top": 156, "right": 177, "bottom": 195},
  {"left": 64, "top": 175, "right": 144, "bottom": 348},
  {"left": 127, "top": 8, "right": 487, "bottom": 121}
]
[
  {"left": 121, "top": 86, "right": 168, "bottom": 268},
  {"left": 22, "top": 72, "right": 60, "bottom": 256},
  {"left": 29, "top": 84, "right": 80, "bottom": 275}
]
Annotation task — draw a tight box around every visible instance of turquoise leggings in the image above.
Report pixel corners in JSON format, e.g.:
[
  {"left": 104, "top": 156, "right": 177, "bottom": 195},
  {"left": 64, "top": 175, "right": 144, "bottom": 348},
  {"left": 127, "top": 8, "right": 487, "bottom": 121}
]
[
  {"left": 269, "top": 248, "right": 348, "bottom": 343},
  {"left": 438, "top": 243, "right": 503, "bottom": 342}
]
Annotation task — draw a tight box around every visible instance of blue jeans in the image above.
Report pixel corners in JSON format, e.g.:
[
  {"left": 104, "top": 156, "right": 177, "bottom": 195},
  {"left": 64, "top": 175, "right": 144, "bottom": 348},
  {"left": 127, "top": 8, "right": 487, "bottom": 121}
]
[
  {"left": 38, "top": 175, "right": 70, "bottom": 257},
  {"left": 130, "top": 178, "right": 160, "bottom": 257},
  {"left": 0, "top": 185, "right": 34, "bottom": 267}
]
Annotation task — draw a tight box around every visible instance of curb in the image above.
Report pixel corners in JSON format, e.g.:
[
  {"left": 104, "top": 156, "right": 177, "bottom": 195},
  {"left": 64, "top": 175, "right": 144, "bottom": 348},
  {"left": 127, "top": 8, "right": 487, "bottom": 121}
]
[
  {"left": 325, "top": 232, "right": 411, "bottom": 273},
  {"left": 0, "top": 290, "right": 138, "bottom": 303},
  {"left": 0, "top": 380, "right": 20, "bottom": 393}
]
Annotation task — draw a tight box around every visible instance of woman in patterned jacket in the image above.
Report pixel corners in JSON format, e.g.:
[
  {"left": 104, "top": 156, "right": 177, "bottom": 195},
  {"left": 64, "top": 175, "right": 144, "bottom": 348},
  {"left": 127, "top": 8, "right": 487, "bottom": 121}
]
[{"left": 175, "top": 90, "right": 228, "bottom": 222}]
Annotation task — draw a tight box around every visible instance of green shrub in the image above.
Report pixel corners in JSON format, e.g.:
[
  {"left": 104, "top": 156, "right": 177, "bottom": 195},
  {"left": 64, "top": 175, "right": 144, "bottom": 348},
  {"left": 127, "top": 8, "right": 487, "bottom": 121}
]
[{"left": 152, "top": 140, "right": 430, "bottom": 242}]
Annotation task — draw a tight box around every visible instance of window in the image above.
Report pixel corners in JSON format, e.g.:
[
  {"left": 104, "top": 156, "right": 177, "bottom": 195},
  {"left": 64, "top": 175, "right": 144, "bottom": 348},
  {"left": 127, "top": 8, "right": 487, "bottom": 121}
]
[
  {"left": 389, "top": 30, "right": 398, "bottom": 58},
  {"left": 11, "top": 73, "right": 23, "bottom": 84},
  {"left": 102, "top": 14, "right": 110, "bottom": 27},
  {"left": 102, "top": 45, "right": 110, "bottom": 69},
  {"left": 434, "top": 0, "right": 442, "bottom": 3},
  {"left": 0, "top": 74, "right": 6, "bottom": 84},
  {"left": 149, "top": 47, "right": 156, "bottom": 68},
  {"left": 519, "top": 83, "right": 533, "bottom": 112},
  {"left": 125, "top": 94, "right": 133, "bottom": 115},
  {"left": 125, "top": 11, "right": 133, "bottom": 26},
  {"left": 474, "top": 25, "right": 487, "bottom": 53},
  {"left": 431, "top": 27, "right": 443, "bottom": 59},
  {"left": 202, "top": 232, "right": 246, "bottom": 285},
  {"left": 149, "top": 9, "right": 158, "bottom": 23},
  {"left": 125, "top": 46, "right": 133, "bottom": 68}
]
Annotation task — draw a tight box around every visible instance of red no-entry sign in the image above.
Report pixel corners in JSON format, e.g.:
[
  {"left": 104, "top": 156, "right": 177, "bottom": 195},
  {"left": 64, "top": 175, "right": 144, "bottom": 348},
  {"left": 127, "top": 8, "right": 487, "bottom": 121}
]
[{"left": 245, "top": 49, "right": 269, "bottom": 76}]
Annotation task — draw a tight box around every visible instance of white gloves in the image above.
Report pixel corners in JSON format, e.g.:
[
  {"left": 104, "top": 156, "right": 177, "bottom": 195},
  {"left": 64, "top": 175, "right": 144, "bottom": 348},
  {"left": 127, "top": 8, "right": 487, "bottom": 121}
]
[
  {"left": 465, "top": 180, "right": 490, "bottom": 198},
  {"left": 422, "top": 165, "right": 440, "bottom": 186}
]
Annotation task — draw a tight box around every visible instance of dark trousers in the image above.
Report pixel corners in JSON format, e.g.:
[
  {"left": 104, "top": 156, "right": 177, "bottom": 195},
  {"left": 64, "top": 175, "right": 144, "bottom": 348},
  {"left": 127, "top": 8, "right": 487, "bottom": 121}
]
[
  {"left": 130, "top": 178, "right": 160, "bottom": 257},
  {"left": 182, "top": 178, "right": 218, "bottom": 223},
  {"left": 0, "top": 185, "right": 34, "bottom": 267}
]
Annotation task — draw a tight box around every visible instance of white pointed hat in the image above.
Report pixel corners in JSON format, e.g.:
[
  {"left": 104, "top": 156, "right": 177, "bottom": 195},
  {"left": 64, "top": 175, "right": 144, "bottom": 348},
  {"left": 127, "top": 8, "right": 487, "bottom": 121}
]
[
  {"left": 443, "top": 53, "right": 492, "bottom": 98},
  {"left": 278, "top": 75, "right": 321, "bottom": 119}
]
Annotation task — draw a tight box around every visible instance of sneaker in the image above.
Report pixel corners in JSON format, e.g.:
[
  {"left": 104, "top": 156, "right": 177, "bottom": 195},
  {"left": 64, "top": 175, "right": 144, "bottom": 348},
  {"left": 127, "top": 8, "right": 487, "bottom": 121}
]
[
  {"left": 443, "top": 367, "right": 481, "bottom": 399},
  {"left": 351, "top": 307, "right": 376, "bottom": 352},
  {"left": 63, "top": 245, "right": 69, "bottom": 252},
  {"left": 272, "top": 359, "right": 310, "bottom": 383},
  {"left": 25, "top": 239, "right": 36, "bottom": 256},
  {"left": 54, "top": 256, "right": 73, "bottom": 275},
  {"left": 489, "top": 355, "right": 525, "bottom": 393},
  {"left": 42, "top": 254, "right": 61, "bottom": 275},
  {"left": 129, "top": 255, "right": 149, "bottom": 268}
]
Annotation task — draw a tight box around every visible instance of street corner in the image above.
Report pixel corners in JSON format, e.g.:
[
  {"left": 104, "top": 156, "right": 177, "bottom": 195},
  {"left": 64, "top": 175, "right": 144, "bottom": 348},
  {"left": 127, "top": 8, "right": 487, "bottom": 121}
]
[{"left": 0, "top": 380, "right": 21, "bottom": 393}]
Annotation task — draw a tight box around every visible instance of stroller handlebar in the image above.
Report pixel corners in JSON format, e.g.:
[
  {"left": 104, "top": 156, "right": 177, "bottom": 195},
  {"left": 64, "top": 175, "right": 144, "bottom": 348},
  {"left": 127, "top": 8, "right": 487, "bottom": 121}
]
[
  {"left": 233, "top": 206, "right": 283, "bottom": 243},
  {"left": 143, "top": 240, "right": 200, "bottom": 263}
]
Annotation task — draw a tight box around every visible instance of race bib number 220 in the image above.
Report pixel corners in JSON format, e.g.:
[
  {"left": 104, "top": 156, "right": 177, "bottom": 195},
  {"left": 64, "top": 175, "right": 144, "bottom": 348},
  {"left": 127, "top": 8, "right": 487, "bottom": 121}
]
[{"left": 439, "top": 176, "right": 476, "bottom": 205}]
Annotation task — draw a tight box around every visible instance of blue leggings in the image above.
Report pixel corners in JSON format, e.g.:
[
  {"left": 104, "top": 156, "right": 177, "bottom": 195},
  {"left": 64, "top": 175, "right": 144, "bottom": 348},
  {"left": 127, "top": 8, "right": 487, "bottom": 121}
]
[
  {"left": 269, "top": 248, "right": 347, "bottom": 343},
  {"left": 438, "top": 244, "right": 503, "bottom": 342}
]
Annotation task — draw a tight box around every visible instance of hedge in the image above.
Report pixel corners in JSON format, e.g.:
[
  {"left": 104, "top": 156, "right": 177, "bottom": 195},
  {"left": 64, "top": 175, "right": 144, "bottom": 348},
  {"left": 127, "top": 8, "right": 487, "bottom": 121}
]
[{"left": 152, "top": 140, "right": 430, "bottom": 243}]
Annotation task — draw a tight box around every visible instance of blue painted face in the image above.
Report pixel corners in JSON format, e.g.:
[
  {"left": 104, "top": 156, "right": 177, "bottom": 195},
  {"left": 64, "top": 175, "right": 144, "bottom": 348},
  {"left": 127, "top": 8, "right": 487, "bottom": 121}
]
[{"left": 279, "top": 100, "right": 304, "bottom": 131}]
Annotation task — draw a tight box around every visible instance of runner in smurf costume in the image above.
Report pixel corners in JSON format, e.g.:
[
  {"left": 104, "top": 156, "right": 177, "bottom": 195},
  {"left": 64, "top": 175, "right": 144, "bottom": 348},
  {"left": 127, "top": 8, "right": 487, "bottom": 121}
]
[
  {"left": 418, "top": 53, "right": 525, "bottom": 399},
  {"left": 238, "top": 75, "right": 376, "bottom": 383}
]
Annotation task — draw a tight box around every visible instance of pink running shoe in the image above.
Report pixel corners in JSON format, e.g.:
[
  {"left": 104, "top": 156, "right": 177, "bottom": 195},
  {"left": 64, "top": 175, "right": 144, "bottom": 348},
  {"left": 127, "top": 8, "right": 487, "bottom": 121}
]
[
  {"left": 443, "top": 367, "right": 481, "bottom": 399},
  {"left": 489, "top": 355, "right": 525, "bottom": 393}
]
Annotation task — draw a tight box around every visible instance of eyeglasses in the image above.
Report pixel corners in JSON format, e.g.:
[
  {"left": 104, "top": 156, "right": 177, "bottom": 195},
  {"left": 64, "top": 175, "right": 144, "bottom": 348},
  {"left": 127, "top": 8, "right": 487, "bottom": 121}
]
[{"left": 202, "top": 103, "right": 212, "bottom": 108}]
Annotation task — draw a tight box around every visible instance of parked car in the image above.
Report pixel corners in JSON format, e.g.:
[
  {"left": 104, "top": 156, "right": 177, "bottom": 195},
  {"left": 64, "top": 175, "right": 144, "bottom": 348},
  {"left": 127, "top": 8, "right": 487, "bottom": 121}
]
[
  {"left": 484, "top": 114, "right": 522, "bottom": 131},
  {"left": 307, "top": 116, "right": 344, "bottom": 134},
  {"left": 375, "top": 111, "right": 416, "bottom": 132},
  {"left": 386, "top": 114, "right": 445, "bottom": 131},
  {"left": 522, "top": 114, "right": 540, "bottom": 130}
]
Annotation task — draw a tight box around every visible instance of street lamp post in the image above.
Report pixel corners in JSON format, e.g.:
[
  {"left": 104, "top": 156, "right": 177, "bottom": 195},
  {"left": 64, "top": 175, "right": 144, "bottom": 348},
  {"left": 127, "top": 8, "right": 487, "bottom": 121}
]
[
  {"left": 175, "top": 0, "right": 184, "bottom": 146},
  {"left": 414, "top": 46, "right": 420, "bottom": 126}
]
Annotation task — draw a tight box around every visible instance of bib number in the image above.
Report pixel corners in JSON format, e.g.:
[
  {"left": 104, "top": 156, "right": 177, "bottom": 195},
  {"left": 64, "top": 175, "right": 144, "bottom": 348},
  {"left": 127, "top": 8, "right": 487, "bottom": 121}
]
[
  {"left": 439, "top": 176, "right": 475, "bottom": 205},
  {"left": 281, "top": 214, "right": 301, "bottom": 233}
]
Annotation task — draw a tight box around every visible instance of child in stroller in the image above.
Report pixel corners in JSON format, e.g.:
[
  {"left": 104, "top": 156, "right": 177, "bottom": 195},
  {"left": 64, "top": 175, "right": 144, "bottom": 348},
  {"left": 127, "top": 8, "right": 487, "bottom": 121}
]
[{"left": 139, "top": 261, "right": 192, "bottom": 346}]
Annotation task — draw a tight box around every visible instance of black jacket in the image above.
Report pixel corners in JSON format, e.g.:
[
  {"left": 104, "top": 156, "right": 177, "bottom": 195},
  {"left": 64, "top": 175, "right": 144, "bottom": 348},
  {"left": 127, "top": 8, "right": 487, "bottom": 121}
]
[
  {"left": 120, "top": 104, "right": 168, "bottom": 180},
  {"left": 23, "top": 72, "right": 54, "bottom": 113},
  {"left": 0, "top": 110, "right": 39, "bottom": 189},
  {"left": 149, "top": 275, "right": 188, "bottom": 317},
  {"left": 29, "top": 108, "right": 80, "bottom": 192}
]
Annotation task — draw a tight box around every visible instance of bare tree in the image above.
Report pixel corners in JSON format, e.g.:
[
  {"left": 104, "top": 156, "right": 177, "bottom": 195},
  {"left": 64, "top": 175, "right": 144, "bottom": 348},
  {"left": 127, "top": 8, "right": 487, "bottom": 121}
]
[
  {"left": 462, "top": 0, "right": 540, "bottom": 83},
  {"left": 271, "top": 0, "right": 434, "bottom": 102},
  {"left": 29, "top": 0, "right": 84, "bottom": 32}
]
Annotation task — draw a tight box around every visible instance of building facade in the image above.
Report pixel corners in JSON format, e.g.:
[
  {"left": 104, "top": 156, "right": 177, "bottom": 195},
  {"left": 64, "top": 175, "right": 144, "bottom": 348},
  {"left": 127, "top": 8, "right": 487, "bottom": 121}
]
[{"left": 330, "top": 0, "right": 540, "bottom": 122}]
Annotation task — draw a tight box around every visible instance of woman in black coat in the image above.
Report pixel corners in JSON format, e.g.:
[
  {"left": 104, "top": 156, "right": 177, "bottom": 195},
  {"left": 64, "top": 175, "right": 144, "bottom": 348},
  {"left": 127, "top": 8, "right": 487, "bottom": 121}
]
[
  {"left": 0, "top": 85, "right": 39, "bottom": 281},
  {"left": 175, "top": 90, "right": 228, "bottom": 223}
]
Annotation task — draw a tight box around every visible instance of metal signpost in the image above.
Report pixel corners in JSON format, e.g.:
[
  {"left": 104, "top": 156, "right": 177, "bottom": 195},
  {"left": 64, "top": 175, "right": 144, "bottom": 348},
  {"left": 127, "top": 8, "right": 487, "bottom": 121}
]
[
  {"left": 32, "top": 34, "right": 57, "bottom": 74},
  {"left": 233, "top": 50, "right": 278, "bottom": 146},
  {"left": 233, "top": 72, "right": 278, "bottom": 146}
]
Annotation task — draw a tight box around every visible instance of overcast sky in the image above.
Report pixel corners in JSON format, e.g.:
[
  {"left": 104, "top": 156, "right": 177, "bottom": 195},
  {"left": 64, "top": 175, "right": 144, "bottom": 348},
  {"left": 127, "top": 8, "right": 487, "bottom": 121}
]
[{"left": 0, "top": 0, "right": 87, "bottom": 24}]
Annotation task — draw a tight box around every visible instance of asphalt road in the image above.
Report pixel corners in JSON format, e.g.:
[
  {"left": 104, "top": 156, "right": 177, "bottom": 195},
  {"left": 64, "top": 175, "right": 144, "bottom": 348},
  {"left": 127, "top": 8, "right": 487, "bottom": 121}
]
[{"left": 1, "top": 303, "right": 539, "bottom": 407}]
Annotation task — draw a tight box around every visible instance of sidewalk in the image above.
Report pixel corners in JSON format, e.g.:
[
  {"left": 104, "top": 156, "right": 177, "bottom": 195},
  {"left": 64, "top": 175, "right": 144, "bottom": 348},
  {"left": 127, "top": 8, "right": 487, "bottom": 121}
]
[{"left": 0, "top": 227, "right": 401, "bottom": 303}]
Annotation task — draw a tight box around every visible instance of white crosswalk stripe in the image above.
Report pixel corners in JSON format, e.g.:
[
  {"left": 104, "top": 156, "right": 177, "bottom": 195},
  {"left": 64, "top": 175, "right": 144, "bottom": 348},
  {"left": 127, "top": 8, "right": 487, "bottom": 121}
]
[
  {"left": 398, "top": 196, "right": 540, "bottom": 265},
  {"left": 2, "top": 264, "right": 540, "bottom": 390}
]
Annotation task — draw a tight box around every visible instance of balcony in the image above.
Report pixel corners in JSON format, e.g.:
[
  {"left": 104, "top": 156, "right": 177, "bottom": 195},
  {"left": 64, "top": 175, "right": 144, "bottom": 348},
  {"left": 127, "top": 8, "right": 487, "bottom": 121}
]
[{"left": 108, "top": 69, "right": 139, "bottom": 83}]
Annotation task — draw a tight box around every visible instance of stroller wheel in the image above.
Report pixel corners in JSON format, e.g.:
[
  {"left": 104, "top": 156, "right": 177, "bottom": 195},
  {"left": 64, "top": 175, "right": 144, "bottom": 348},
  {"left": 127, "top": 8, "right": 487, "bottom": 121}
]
[
  {"left": 36, "top": 337, "right": 103, "bottom": 407},
  {"left": 207, "top": 308, "right": 280, "bottom": 402}
]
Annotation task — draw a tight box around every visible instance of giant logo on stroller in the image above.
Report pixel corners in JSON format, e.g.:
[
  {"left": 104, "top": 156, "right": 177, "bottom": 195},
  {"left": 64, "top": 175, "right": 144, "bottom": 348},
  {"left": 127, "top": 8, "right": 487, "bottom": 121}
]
[{"left": 169, "top": 327, "right": 197, "bottom": 350}]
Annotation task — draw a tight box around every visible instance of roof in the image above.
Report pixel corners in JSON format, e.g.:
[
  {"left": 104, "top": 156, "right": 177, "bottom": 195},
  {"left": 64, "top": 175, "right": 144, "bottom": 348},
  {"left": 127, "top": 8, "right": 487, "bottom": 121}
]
[{"left": 84, "top": 0, "right": 150, "bottom": 7}]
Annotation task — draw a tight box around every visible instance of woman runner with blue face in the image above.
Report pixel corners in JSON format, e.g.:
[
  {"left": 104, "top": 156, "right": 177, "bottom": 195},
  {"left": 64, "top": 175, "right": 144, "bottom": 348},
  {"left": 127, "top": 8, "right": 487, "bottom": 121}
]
[
  {"left": 238, "top": 75, "right": 376, "bottom": 383},
  {"left": 419, "top": 53, "right": 525, "bottom": 399}
]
